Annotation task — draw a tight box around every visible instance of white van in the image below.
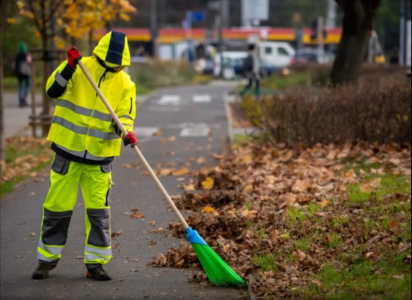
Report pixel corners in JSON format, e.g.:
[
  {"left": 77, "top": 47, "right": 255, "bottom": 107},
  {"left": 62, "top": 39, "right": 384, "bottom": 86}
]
[{"left": 259, "top": 42, "right": 296, "bottom": 68}]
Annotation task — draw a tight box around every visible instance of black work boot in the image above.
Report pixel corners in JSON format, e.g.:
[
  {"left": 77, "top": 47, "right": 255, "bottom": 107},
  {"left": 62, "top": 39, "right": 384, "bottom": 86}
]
[
  {"left": 86, "top": 265, "right": 112, "bottom": 281},
  {"left": 32, "top": 264, "right": 56, "bottom": 280}
]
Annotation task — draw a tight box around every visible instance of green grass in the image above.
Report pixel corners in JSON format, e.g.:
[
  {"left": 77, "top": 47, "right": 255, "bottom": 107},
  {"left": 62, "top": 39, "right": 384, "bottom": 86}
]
[
  {"left": 3, "top": 76, "right": 43, "bottom": 92},
  {"left": 234, "top": 134, "right": 253, "bottom": 145},
  {"left": 136, "top": 84, "right": 155, "bottom": 96},
  {"left": 253, "top": 253, "right": 279, "bottom": 272},
  {"left": 299, "top": 252, "right": 411, "bottom": 300},
  {"left": 261, "top": 72, "right": 311, "bottom": 90},
  {"left": 348, "top": 174, "right": 411, "bottom": 204},
  {"left": 0, "top": 140, "right": 53, "bottom": 198}
]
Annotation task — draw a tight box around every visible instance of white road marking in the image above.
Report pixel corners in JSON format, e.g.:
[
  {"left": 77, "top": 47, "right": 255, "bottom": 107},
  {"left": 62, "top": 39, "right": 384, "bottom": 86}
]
[
  {"left": 180, "top": 128, "right": 210, "bottom": 137},
  {"left": 193, "top": 95, "right": 212, "bottom": 103},
  {"left": 167, "top": 123, "right": 221, "bottom": 129},
  {"left": 134, "top": 127, "right": 160, "bottom": 137},
  {"left": 158, "top": 95, "right": 182, "bottom": 106},
  {"left": 148, "top": 106, "right": 181, "bottom": 112}
]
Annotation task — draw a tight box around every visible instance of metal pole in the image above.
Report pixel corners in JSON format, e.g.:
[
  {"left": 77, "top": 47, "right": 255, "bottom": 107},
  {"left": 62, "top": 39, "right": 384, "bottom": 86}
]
[
  {"left": 218, "top": 0, "right": 224, "bottom": 77},
  {"left": 317, "top": 16, "right": 324, "bottom": 64},
  {"left": 50, "top": 0, "right": 55, "bottom": 72},
  {"left": 150, "top": 0, "right": 158, "bottom": 59},
  {"left": 400, "top": 0, "right": 406, "bottom": 65},
  {"left": 187, "top": 11, "right": 192, "bottom": 64}
]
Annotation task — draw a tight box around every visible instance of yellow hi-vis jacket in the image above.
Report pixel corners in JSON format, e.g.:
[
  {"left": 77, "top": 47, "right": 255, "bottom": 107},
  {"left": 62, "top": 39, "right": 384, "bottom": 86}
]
[{"left": 46, "top": 32, "right": 135, "bottom": 158}]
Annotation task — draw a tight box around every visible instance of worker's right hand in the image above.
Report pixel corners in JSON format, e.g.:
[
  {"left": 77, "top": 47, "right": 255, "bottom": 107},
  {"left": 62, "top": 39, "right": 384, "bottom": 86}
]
[
  {"left": 122, "top": 131, "right": 138, "bottom": 147},
  {"left": 67, "top": 46, "right": 82, "bottom": 70}
]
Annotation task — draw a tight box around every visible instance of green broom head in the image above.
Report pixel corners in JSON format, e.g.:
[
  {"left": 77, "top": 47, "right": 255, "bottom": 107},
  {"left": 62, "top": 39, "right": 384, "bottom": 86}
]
[{"left": 186, "top": 228, "right": 245, "bottom": 286}]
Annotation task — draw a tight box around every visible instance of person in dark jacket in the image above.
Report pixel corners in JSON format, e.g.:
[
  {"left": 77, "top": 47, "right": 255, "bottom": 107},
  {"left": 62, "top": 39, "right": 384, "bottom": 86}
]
[
  {"left": 13, "top": 42, "right": 32, "bottom": 107},
  {"left": 240, "top": 44, "right": 260, "bottom": 99}
]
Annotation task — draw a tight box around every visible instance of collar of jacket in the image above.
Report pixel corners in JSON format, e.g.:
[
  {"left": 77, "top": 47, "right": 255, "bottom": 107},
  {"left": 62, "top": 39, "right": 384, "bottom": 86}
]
[{"left": 94, "top": 55, "right": 120, "bottom": 74}]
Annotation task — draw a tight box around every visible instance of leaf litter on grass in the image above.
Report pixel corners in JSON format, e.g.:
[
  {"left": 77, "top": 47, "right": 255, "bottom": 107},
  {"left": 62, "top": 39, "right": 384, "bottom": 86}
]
[{"left": 149, "top": 142, "right": 412, "bottom": 299}]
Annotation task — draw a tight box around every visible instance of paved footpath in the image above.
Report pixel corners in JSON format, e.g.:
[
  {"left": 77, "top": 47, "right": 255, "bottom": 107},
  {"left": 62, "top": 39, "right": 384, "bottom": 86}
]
[{"left": 1, "top": 83, "right": 244, "bottom": 300}]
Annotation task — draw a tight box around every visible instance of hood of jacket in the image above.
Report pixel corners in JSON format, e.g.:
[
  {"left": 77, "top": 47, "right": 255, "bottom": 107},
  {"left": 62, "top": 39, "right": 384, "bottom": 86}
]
[{"left": 93, "top": 31, "right": 130, "bottom": 67}]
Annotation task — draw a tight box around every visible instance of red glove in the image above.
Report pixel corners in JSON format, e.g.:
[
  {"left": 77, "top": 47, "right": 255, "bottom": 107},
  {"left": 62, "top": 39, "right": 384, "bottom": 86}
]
[
  {"left": 122, "top": 132, "right": 137, "bottom": 147},
  {"left": 67, "top": 46, "right": 82, "bottom": 70}
]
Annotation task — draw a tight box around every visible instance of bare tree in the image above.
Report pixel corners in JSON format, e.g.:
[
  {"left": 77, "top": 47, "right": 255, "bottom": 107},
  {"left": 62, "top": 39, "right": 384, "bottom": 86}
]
[
  {"left": 331, "top": 0, "right": 381, "bottom": 85},
  {"left": 1, "top": 0, "right": 6, "bottom": 162}
]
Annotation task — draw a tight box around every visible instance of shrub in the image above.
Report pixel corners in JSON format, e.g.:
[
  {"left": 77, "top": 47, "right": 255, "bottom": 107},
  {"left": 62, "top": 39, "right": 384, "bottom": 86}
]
[{"left": 256, "top": 78, "right": 411, "bottom": 146}]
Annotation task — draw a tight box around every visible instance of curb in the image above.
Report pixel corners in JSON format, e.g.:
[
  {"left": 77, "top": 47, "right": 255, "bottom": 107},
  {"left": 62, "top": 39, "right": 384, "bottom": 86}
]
[
  {"left": 223, "top": 91, "right": 236, "bottom": 145},
  {"left": 136, "top": 90, "right": 157, "bottom": 106}
]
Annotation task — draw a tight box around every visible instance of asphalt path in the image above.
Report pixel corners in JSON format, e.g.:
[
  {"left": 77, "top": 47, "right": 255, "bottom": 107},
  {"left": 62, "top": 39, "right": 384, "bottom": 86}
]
[{"left": 1, "top": 84, "right": 244, "bottom": 300}]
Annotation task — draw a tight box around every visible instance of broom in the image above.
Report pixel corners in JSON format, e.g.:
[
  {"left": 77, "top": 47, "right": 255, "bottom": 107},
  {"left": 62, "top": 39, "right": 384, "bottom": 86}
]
[{"left": 78, "top": 61, "right": 245, "bottom": 287}]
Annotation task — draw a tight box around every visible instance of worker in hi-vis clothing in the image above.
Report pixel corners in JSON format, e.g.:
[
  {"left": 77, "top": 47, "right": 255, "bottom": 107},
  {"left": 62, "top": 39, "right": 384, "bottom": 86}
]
[{"left": 32, "top": 31, "right": 137, "bottom": 281}]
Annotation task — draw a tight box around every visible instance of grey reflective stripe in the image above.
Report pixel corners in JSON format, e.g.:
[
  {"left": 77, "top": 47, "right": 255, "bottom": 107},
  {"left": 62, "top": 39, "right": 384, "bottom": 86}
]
[
  {"left": 85, "top": 246, "right": 112, "bottom": 256},
  {"left": 37, "top": 251, "right": 56, "bottom": 262},
  {"left": 39, "top": 240, "right": 63, "bottom": 255},
  {"left": 56, "top": 99, "right": 112, "bottom": 122},
  {"left": 54, "top": 71, "right": 68, "bottom": 87},
  {"left": 55, "top": 144, "right": 110, "bottom": 161},
  {"left": 85, "top": 254, "right": 110, "bottom": 262},
  {"left": 53, "top": 116, "right": 119, "bottom": 141},
  {"left": 93, "top": 111, "right": 113, "bottom": 122},
  {"left": 89, "top": 129, "right": 119, "bottom": 141},
  {"left": 53, "top": 116, "right": 88, "bottom": 135},
  {"left": 119, "top": 115, "right": 133, "bottom": 121}
]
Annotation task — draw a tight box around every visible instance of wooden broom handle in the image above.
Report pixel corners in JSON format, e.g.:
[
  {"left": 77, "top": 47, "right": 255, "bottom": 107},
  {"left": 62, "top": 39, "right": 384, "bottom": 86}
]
[{"left": 78, "top": 60, "right": 189, "bottom": 229}]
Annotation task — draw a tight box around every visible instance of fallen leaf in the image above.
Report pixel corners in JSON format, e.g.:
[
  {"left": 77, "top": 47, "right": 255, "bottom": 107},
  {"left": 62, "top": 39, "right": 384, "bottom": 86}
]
[
  {"left": 242, "top": 156, "right": 252, "bottom": 165},
  {"left": 313, "top": 279, "right": 323, "bottom": 287},
  {"left": 201, "top": 177, "right": 214, "bottom": 190},
  {"left": 298, "top": 251, "right": 307, "bottom": 261},
  {"left": 131, "top": 212, "right": 145, "bottom": 219},
  {"left": 184, "top": 184, "right": 196, "bottom": 191},
  {"left": 388, "top": 219, "right": 400, "bottom": 235},
  {"left": 154, "top": 131, "right": 163, "bottom": 136},
  {"left": 173, "top": 168, "right": 189, "bottom": 176},
  {"left": 320, "top": 199, "right": 329, "bottom": 208},
  {"left": 29, "top": 232, "right": 36, "bottom": 237},
  {"left": 149, "top": 221, "right": 157, "bottom": 226},
  {"left": 243, "top": 185, "right": 253, "bottom": 193},
  {"left": 158, "top": 169, "right": 173, "bottom": 176},
  {"left": 212, "top": 154, "right": 224, "bottom": 160},
  {"left": 197, "top": 157, "right": 206, "bottom": 164},
  {"left": 130, "top": 269, "right": 139, "bottom": 272},
  {"left": 168, "top": 136, "right": 176, "bottom": 142},
  {"left": 202, "top": 206, "right": 215, "bottom": 214}
]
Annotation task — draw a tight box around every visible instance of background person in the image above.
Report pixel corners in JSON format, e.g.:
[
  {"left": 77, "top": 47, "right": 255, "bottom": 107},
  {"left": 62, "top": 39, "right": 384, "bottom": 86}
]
[
  {"left": 13, "top": 42, "right": 32, "bottom": 107},
  {"left": 240, "top": 44, "right": 261, "bottom": 100}
]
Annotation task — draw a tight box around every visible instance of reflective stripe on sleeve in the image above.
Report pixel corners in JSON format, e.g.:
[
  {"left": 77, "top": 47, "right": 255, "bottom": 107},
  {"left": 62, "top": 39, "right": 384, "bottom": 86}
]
[
  {"left": 54, "top": 72, "right": 68, "bottom": 87},
  {"left": 85, "top": 246, "right": 112, "bottom": 257}
]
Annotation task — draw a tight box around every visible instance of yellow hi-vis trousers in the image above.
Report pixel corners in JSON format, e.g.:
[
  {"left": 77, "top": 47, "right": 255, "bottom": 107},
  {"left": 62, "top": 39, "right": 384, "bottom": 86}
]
[{"left": 37, "top": 154, "right": 112, "bottom": 268}]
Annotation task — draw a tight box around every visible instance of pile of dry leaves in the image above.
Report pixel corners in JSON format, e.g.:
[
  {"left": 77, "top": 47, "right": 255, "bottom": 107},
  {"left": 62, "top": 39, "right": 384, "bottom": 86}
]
[
  {"left": 150, "top": 142, "right": 411, "bottom": 298},
  {"left": 0, "top": 137, "right": 53, "bottom": 184}
]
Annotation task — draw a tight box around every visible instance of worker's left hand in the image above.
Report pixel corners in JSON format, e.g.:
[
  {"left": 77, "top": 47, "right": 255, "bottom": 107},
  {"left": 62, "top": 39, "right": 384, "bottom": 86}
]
[{"left": 122, "top": 131, "right": 137, "bottom": 147}]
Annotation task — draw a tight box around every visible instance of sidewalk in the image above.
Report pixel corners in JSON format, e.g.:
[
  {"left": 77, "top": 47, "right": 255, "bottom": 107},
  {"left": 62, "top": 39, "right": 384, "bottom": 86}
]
[{"left": 4, "top": 92, "right": 47, "bottom": 138}]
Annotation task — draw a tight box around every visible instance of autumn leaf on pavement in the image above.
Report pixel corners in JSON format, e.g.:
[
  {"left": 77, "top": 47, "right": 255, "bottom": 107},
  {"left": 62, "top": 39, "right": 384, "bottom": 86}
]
[
  {"left": 212, "top": 153, "right": 224, "bottom": 160},
  {"left": 172, "top": 168, "right": 189, "bottom": 176},
  {"left": 158, "top": 169, "right": 173, "bottom": 176},
  {"left": 388, "top": 219, "right": 400, "bottom": 235},
  {"left": 131, "top": 212, "right": 145, "bottom": 219},
  {"left": 201, "top": 177, "right": 214, "bottom": 190},
  {"left": 168, "top": 136, "right": 176, "bottom": 142},
  {"left": 202, "top": 206, "right": 215, "bottom": 214},
  {"left": 184, "top": 184, "right": 196, "bottom": 191}
]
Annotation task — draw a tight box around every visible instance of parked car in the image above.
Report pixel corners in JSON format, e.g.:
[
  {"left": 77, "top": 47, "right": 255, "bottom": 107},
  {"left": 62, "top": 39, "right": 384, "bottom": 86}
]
[
  {"left": 291, "top": 49, "right": 336, "bottom": 65},
  {"left": 258, "top": 41, "right": 296, "bottom": 68},
  {"left": 213, "top": 51, "right": 248, "bottom": 77}
]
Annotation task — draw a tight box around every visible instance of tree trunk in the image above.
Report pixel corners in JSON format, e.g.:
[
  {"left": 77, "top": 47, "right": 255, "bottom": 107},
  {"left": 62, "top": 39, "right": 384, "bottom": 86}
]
[
  {"left": 331, "top": 0, "right": 381, "bottom": 86},
  {"left": 42, "top": 34, "right": 50, "bottom": 137},
  {"left": 0, "top": 0, "right": 5, "bottom": 162},
  {"left": 89, "top": 29, "right": 94, "bottom": 55}
]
